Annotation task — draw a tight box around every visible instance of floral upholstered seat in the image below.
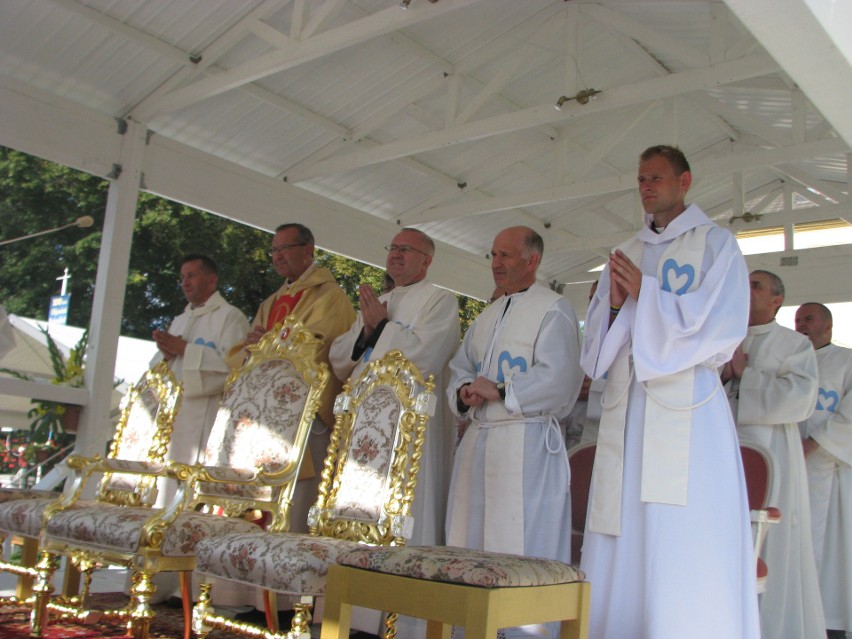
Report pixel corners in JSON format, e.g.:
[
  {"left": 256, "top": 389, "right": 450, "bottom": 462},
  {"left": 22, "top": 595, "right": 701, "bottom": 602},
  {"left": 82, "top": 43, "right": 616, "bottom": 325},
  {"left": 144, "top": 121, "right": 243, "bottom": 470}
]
[
  {"left": 0, "top": 488, "right": 56, "bottom": 504},
  {"left": 192, "top": 350, "right": 436, "bottom": 639},
  {"left": 27, "top": 317, "right": 328, "bottom": 639},
  {"left": 322, "top": 546, "right": 590, "bottom": 639},
  {"left": 335, "top": 545, "right": 585, "bottom": 588},
  {"left": 0, "top": 360, "right": 181, "bottom": 602}
]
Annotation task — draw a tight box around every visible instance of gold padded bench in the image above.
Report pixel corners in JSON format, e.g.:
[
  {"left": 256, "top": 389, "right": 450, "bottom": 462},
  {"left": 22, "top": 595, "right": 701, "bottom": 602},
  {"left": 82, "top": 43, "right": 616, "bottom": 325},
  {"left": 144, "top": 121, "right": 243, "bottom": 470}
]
[{"left": 320, "top": 545, "right": 590, "bottom": 639}]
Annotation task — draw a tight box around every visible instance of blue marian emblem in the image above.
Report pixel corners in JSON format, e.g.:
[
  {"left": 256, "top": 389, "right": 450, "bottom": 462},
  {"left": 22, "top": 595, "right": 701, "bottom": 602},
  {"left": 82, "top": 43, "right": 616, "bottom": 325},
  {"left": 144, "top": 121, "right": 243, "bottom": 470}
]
[
  {"left": 816, "top": 388, "right": 839, "bottom": 413},
  {"left": 194, "top": 337, "right": 217, "bottom": 350},
  {"left": 661, "top": 258, "right": 695, "bottom": 296},
  {"left": 497, "top": 351, "right": 527, "bottom": 383}
]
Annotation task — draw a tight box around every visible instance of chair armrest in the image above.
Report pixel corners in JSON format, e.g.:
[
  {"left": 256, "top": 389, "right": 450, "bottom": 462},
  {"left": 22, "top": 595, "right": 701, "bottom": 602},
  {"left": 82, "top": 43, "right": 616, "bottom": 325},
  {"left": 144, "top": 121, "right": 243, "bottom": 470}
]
[
  {"left": 177, "top": 461, "right": 301, "bottom": 487},
  {"left": 158, "top": 461, "right": 303, "bottom": 522},
  {"left": 100, "top": 459, "right": 168, "bottom": 475},
  {"left": 750, "top": 506, "right": 782, "bottom": 525},
  {"left": 199, "top": 465, "right": 259, "bottom": 483},
  {"left": 47, "top": 454, "right": 109, "bottom": 511},
  {"left": 164, "top": 462, "right": 259, "bottom": 486},
  {"left": 750, "top": 506, "right": 782, "bottom": 566}
]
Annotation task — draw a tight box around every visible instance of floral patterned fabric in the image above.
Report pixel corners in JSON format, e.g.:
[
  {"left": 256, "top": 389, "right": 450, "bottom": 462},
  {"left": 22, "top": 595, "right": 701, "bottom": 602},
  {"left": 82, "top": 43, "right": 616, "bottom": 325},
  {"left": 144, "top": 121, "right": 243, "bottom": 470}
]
[
  {"left": 332, "top": 386, "right": 400, "bottom": 522},
  {"left": 43, "top": 504, "right": 260, "bottom": 556},
  {"left": 194, "top": 532, "right": 360, "bottom": 596},
  {"left": 200, "top": 466, "right": 257, "bottom": 483},
  {"left": 101, "top": 459, "right": 166, "bottom": 474},
  {"left": 335, "top": 546, "right": 585, "bottom": 588},
  {"left": 102, "top": 378, "right": 171, "bottom": 496},
  {"left": 113, "top": 384, "right": 161, "bottom": 460},
  {"left": 99, "top": 460, "right": 167, "bottom": 498},
  {"left": 199, "top": 359, "right": 308, "bottom": 501},
  {"left": 0, "top": 488, "right": 55, "bottom": 504},
  {"left": 0, "top": 498, "right": 56, "bottom": 538},
  {"left": 159, "top": 511, "right": 260, "bottom": 557},
  {"left": 45, "top": 504, "right": 155, "bottom": 553}
]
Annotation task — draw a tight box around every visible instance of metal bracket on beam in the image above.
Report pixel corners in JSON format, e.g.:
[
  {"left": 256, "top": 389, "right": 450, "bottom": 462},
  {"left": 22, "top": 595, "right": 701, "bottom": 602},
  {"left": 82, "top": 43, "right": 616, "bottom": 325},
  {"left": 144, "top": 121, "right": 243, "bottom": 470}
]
[
  {"left": 115, "top": 118, "right": 128, "bottom": 135},
  {"left": 106, "top": 163, "right": 122, "bottom": 180}
]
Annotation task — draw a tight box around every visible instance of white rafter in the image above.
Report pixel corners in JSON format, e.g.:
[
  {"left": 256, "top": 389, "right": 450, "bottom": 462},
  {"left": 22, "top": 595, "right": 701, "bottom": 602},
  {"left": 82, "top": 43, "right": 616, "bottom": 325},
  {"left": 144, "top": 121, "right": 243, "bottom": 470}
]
[
  {"left": 417, "top": 138, "right": 848, "bottom": 222},
  {"left": 580, "top": 3, "right": 709, "bottom": 69},
  {"left": 131, "top": 0, "right": 485, "bottom": 121},
  {"left": 286, "top": 53, "right": 778, "bottom": 183}
]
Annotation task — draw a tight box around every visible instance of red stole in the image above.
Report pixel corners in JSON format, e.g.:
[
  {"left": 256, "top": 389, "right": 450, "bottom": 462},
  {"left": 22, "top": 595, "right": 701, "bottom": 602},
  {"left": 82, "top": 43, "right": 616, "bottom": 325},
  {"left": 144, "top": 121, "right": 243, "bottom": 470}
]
[{"left": 267, "top": 291, "right": 304, "bottom": 329}]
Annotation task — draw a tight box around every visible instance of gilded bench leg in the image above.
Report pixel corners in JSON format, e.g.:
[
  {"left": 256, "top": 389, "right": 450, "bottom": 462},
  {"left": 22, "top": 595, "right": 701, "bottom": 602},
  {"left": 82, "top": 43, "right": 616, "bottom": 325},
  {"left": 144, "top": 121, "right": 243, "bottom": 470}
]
[
  {"left": 29, "top": 550, "right": 57, "bottom": 638},
  {"left": 15, "top": 537, "right": 38, "bottom": 599},
  {"left": 128, "top": 570, "right": 156, "bottom": 639},
  {"left": 192, "top": 583, "right": 213, "bottom": 639}
]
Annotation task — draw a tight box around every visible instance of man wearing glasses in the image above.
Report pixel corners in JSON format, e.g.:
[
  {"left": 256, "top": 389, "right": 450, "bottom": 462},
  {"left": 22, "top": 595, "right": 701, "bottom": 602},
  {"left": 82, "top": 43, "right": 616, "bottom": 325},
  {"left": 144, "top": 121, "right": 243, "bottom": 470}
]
[
  {"left": 329, "top": 226, "right": 459, "bottom": 638},
  {"left": 225, "top": 223, "right": 354, "bottom": 546},
  {"left": 228, "top": 223, "right": 354, "bottom": 427},
  {"left": 330, "top": 228, "right": 459, "bottom": 541}
]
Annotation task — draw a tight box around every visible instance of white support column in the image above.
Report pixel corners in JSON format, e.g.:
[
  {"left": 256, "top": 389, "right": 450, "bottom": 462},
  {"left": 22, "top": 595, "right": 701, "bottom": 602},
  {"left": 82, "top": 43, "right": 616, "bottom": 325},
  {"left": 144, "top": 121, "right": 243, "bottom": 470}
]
[{"left": 76, "top": 120, "right": 147, "bottom": 460}]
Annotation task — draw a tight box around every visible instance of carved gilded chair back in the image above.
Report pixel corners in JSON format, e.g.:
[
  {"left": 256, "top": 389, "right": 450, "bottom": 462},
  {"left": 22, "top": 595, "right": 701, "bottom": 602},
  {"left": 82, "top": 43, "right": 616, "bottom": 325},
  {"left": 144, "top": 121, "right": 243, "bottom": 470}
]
[
  {"left": 96, "top": 360, "right": 182, "bottom": 506},
  {"left": 191, "top": 317, "right": 329, "bottom": 527},
  {"left": 306, "top": 350, "right": 435, "bottom": 544}
]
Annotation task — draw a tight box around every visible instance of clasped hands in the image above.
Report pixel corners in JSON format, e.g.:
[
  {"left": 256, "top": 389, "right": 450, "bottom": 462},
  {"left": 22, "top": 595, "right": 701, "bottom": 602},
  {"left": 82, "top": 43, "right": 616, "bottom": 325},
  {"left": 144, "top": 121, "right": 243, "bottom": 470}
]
[
  {"left": 609, "top": 249, "right": 642, "bottom": 308},
  {"left": 459, "top": 377, "right": 502, "bottom": 408},
  {"left": 358, "top": 284, "right": 388, "bottom": 336},
  {"left": 152, "top": 329, "right": 186, "bottom": 360},
  {"left": 721, "top": 345, "right": 747, "bottom": 383}
]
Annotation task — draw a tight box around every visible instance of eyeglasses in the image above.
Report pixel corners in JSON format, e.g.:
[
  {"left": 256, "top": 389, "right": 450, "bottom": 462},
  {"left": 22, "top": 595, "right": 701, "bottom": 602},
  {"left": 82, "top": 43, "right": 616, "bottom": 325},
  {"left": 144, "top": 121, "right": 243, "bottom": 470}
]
[
  {"left": 384, "top": 244, "right": 429, "bottom": 257},
  {"left": 268, "top": 243, "right": 306, "bottom": 256}
]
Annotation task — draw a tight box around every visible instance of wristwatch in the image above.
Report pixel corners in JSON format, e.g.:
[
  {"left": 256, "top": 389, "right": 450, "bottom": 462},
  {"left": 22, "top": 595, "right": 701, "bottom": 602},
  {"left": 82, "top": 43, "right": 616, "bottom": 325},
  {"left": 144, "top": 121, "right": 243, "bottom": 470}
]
[{"left": 496, "top": 382, "right": 506, "bottom": 401}]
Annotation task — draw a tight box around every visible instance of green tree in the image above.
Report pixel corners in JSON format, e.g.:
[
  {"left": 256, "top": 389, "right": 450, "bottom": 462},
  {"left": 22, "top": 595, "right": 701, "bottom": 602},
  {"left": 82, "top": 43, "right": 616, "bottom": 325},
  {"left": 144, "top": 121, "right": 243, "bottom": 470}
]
[
  {"left": 0, "top": 146, "right": 487, "bottom": 338},
  {"left": 124, "top": 194, "right": 279, "bottom": 335},
  {"left": 0, "top": 148, "right": 107, "bottom": 327}
]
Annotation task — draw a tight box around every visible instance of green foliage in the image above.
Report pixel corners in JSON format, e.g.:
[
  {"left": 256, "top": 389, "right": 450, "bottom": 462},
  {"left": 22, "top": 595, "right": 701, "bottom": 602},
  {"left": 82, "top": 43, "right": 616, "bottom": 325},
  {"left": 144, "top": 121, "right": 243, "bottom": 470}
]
[
  {"left": 0, "top": 327, "right": 88, "bottom": 444},
  {"left": 0, "top": 148, "right": 107, "bottom": 326},
  {"left": 457, "top": 294, "right": 487, "bottom": 334},
  {"left": 0, "top": 146, "right": 488, "bottom": 340},
  {"left": 125, "top": 193, "right": 279, "bottom": 335},
  {"left": 315, "top": 250, "right": 385, "bottom": 308}
]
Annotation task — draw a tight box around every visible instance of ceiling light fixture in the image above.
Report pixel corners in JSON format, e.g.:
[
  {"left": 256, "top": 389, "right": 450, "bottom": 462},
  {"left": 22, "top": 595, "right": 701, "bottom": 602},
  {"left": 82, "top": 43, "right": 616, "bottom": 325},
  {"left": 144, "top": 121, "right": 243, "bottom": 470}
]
[
  {"left": 554, "top": 88, "right": 601, "bottom": 110},
  {"left": 728, "top": 211, "right": 763, "bottom": 225},
  {"left": 401, "top": 0, "right": 439, "bottom": 9}
]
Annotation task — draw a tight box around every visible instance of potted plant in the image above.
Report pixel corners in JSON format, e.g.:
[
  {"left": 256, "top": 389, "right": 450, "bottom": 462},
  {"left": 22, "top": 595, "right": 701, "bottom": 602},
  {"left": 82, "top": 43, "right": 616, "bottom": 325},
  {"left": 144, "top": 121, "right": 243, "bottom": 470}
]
[{"left": 0, "top": 326, "right": 87, "bottom": 459}]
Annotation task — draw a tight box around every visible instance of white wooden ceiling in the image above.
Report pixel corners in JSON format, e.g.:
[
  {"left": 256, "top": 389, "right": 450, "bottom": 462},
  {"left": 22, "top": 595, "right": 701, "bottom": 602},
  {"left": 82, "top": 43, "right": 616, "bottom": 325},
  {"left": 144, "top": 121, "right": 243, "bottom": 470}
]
[{"left": 1, "top": 0, "right": 850, "bottom": 311}]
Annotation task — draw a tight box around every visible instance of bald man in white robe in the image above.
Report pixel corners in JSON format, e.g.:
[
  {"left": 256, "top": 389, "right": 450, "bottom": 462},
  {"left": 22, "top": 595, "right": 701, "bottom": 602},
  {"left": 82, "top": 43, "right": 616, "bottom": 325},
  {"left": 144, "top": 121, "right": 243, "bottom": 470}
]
[{"left": 795, "top": 302, "right": 852, "bottom": 638}]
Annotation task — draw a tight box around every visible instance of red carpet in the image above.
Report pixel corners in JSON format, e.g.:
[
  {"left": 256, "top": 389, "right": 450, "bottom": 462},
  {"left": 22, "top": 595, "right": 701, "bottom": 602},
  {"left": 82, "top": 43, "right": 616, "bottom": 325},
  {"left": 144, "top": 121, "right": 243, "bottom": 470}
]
[
  {"left": 0, "top": 594, "right": 380, "bottom": 639},
  {"left": 0, "top": 593, "right": 230, "bottom": 639}
]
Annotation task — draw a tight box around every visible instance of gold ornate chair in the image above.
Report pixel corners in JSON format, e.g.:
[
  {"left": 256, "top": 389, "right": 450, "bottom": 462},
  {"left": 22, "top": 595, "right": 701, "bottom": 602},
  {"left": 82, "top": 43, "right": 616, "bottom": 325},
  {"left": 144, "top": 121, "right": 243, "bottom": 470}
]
[
  {"left": 191, "top": 349, "right": 436, "bottom": 639},
  {"left": 27, "top": 317, "right": 328, "bottom": 639},
  {"left": 0, "top": 360, "right": 182, "bottom": 602}
]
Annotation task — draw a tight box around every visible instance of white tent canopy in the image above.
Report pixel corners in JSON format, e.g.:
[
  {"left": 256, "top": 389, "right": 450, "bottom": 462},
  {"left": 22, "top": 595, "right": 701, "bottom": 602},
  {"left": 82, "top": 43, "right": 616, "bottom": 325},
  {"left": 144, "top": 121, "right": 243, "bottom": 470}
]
[
  {"left": 0, "top": 0, "right": 850, "bottom": 455},
  {"left": 0, "top": 315, "right": 157, "bottom": 430}
]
